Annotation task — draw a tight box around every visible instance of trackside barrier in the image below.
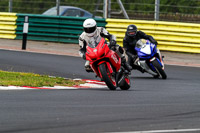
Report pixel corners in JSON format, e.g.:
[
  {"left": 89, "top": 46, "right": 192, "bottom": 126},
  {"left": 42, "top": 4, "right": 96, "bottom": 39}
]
[
  {"left": 0, "top": 13, "right": 199, "bottom": 53},
  {"left": 16, "top": 14, "right": 107, "bottom": 43},
  {"left": 106, "top": 19, "right": 200, "bottom": 53},
  {"left": 0, "top": 12, "right": 17, "bottom": 39}
]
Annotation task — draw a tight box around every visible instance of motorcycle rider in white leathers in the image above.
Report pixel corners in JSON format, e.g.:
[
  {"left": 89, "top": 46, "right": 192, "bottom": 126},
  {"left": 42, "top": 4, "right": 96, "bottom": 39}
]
[{"left": 79, "top": 18, "right": 132, "bottom": 73}]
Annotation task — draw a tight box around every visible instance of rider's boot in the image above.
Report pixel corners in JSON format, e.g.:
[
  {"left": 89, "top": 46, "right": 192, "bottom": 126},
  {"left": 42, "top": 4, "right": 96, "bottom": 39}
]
[
  {"left": 121, "top": 56, "right": 132, "bottom": 74},
  {"left": 85, "top": 61, "right": 93, "bottom": 72},
  {"left": 132, "top": 64, "right": 145, "bottom": 73},
  {"left": 85, "top": 65, "right": 93, "bottom": 72},
  {"left": 132, "top": 55, "right": 145, "bottom": 73},
  {"left": 113, "top": 45, "right": 132, "bottom": 73},
  {"left": 137, "top": 66, "right": 145, "bottom": 73}
]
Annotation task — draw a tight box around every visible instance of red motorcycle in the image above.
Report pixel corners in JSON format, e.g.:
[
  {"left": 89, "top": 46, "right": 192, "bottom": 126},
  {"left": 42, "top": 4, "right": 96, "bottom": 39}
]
[{"left": 85, "top": 37, "right": 131, "bottom": 90}]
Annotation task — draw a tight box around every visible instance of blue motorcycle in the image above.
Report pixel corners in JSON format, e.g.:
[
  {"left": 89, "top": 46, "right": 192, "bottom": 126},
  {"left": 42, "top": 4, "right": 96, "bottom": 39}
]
[{"left": 130, "top": 39, "right": 167, "bottom": 79}]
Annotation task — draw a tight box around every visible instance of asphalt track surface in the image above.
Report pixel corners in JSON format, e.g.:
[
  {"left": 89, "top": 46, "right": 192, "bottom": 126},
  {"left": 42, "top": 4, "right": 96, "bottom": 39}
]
[{"left": 0, "top": 49, "right": 200, "bottom": 133}]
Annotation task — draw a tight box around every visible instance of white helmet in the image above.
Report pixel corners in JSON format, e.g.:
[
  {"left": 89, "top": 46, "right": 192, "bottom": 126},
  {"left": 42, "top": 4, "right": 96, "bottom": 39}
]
[{"left": 83, "top": 18, "right": 97, "bottom": 37}]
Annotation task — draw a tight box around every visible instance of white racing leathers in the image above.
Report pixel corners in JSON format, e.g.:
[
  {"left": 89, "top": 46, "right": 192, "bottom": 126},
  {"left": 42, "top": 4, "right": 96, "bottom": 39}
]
[{"left": 79, "top": 27, "right": 119, "bottom": 68}]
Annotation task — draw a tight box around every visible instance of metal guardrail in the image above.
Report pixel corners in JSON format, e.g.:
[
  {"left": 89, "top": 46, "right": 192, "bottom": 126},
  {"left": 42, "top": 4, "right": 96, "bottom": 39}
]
[
  {"left": 106, "top": 18, "right": 200, "bottom": 53},
  {"left": 0, "top": 12, "right": 17, "bottom": 39},
  {"left": 15, "top": 14, "right": 107, "bottom": 43},
  {"left": 0, "top": 12, "right": 200, "bottom": 53}
]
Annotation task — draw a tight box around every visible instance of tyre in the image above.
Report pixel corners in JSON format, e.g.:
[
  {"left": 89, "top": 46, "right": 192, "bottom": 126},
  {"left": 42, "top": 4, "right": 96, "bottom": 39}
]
[
  {"left": 152, "top": 59, "right": 167, "bottom": 79},
  {"left": 120, "top": 76, "right": 130, "bottom": 90},
  {"left": 99, "top": 63, "right": 117, "bottom": 90}
]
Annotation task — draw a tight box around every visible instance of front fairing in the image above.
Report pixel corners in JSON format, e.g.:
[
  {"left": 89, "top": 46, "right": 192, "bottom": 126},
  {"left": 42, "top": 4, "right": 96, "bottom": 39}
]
[
  {"left": 86, "top": 37, "right": 109, "bottom": 62},
  {"left": 85, "top": 37, "right": 121, "bottom": 76},
  {"left": 135, "top": 40, "right": 157, "bottom": 60}
]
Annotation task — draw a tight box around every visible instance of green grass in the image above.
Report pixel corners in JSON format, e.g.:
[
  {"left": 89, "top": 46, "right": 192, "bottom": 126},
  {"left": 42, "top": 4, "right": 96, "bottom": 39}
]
[{"left": 0, "top": 70, "right": 85, "bottom": 87}]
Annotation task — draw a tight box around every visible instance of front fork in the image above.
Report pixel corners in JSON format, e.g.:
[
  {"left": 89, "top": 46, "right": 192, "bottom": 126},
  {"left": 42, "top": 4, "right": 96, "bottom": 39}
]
[{"left": 156, "top": 49, "right": 165, "bottom": 69}]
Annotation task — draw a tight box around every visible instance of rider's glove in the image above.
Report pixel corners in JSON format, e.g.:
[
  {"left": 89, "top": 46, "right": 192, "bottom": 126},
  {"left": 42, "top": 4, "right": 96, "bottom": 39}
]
[
  {"left": 151, "top": 40, "right": 158, "bottom": 45},
  {"left": 110, "top": 40, "right": 116, "bottom": 46}
]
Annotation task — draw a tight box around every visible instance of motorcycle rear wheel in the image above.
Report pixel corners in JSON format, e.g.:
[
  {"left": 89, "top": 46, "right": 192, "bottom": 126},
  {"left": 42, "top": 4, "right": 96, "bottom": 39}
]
[
  {"left": 152, "top": 59, "right": 167, "bottom": 79},
  {"left": 99, "top": 63, "right": 117, "bottom": 90}
]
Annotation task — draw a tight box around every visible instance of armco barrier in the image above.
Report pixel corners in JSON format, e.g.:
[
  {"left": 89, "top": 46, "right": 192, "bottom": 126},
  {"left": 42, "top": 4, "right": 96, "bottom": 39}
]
[
  {"left": 0, "top": 12, "right": 17, "bottom": 39},
  {"left": 16, "top": 14, "right": 107, "bottom": 43},
  {"left": 0, "top": 12, "right": 200, "bottom": 53},
  {"left": 106, "top": 19, "right": 200, "bottom": 53}
]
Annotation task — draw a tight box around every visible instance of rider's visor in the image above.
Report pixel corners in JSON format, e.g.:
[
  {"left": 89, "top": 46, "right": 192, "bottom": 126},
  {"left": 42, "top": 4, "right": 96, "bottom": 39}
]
[
  {"left": 128, "top": 31, "right": 136, "bottom": 35},
  {"left": 84, "top": 26, "right": 96, "bottom": 33}
]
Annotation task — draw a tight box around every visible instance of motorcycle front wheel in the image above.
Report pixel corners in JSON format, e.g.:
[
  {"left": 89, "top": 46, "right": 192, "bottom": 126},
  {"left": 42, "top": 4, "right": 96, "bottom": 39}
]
[
  {"left": 152, "top": 59, "right": 167, "bottom": 79},
  {"left": 99, "top": 63, "right": 117, "bottom": 90}
]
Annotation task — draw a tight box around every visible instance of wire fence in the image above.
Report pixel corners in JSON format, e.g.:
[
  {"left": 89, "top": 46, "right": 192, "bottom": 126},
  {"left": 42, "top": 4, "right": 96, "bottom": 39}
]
[{"left": 0, "top": 0, "right": 200, "bottom": 23}]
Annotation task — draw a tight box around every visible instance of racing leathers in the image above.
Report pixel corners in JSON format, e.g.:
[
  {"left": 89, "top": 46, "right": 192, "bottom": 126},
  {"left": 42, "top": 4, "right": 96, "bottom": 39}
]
[
  {"left": 123, "top": 30, "right": 157, "bottom": 72},
  {"left": 79, "top": 27, "right": 131, "bottom": 72}
]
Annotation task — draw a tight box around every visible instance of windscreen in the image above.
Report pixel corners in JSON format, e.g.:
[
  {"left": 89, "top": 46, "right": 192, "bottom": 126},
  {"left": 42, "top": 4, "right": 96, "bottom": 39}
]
[
  {"left": 87, "top": 35, "right": 102, "bottom": 48},
  {"left": 136, "top": 39, "right": 146, "bottom": 48}
]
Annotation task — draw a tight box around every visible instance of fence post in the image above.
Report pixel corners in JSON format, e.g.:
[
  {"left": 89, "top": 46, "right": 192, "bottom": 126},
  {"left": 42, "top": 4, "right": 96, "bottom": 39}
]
[
  {"left": 108, "top": 0, "right": 111, "bottom": 18},
  {"left": 154, "top": 0, "right": 160, "bottom": 21},
  {"left": 117, "top": 0, "right": 129, "bottom": 19},
  {"left": 56, "top": 0, "right": 60, "bottom": 16},
  {"left": 22, "top": 16, "right": 29, "bottom": 50},
  {"left": 103, "top": 0, "right": 108, "bottom": 19},
  {"left": 8, "top": 0, "right": 12, "bottom": 12}
]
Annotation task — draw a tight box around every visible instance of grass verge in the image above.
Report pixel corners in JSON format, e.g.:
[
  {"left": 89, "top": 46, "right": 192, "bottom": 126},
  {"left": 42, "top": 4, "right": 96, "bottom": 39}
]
[{"left": 0, "top": 70, "right": 85, "bottom": 87}]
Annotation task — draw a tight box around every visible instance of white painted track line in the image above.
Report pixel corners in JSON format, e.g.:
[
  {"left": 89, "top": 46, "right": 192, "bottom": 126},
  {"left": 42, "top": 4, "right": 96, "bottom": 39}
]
[{"left": 106, "top": 128, "right": 200, "bottom": 133}]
